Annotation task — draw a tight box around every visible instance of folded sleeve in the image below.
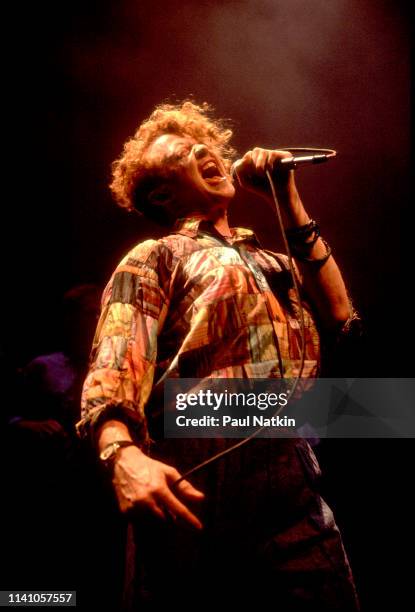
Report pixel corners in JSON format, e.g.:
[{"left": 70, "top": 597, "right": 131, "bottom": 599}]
[{"left": 77, "top": 240, "right": 167, "bottom": 449}]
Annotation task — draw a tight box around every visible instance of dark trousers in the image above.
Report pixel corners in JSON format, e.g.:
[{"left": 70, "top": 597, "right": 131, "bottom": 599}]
[{"left": 124, "top": 438, "right": 360, "bottom": 611}]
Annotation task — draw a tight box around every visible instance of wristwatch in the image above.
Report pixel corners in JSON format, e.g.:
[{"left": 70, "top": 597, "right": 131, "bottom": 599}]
[{"left": 99, "top": 440, "right": 136, "bottom": 468}]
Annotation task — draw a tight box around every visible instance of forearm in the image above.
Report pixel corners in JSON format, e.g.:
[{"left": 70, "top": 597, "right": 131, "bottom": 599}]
[
  {"left": 229, "top": 146, "right": 352, "bottom": 328},
  {"left": 274, "top": 181, "right": 351, "bottom": 329}
]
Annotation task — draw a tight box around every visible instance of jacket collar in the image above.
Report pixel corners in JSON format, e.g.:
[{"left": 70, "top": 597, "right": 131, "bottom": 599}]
[{"left": 172, "top": 216, "right": 259, "bottom": 245}]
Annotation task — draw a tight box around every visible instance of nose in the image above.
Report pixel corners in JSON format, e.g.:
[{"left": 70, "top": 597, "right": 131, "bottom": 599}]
[{"left": 193, "top": 144, "right": 209, "bottom": 160}]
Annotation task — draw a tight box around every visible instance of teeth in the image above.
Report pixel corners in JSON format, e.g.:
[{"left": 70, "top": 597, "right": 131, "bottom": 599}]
[
  {"left": 203, "top": 161, "right": 217, "bottom": 171},
  {"left": 201, "top": 159, "right": 223, "bottom": 179}
]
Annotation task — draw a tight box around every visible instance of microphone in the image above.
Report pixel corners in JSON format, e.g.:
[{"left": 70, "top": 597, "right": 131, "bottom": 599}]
[{"left": 230, "top": 148, "right": 336, "bottom": 182}]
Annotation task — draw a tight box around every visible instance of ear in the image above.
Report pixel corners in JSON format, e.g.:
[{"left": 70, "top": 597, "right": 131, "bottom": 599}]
[
  {"left": 148, "top": 185, "right": 174, "bottom": 207},
  {"left": 136, "top": 186, "right": 174, "bottom": 227}
]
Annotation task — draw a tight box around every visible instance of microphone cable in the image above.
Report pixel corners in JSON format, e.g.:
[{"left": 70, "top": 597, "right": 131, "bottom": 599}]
[{"left": 173, "top": 147, "right": 336, "bottom": 488}]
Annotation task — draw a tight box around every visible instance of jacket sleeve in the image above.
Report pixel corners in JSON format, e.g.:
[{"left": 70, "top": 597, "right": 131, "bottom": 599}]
[{"left": 76, "top": 240, "right": 168, "bottom": 449}]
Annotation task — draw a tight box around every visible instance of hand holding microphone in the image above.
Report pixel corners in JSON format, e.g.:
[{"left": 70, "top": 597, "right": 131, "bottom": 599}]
[{"left": 230, "top": 147, "right": 336, "bottom": 199}]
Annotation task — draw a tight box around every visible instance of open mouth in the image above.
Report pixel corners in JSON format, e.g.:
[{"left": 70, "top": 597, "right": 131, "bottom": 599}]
[{"left": 200, "top": 160, "right": 225, "bottom": 183}]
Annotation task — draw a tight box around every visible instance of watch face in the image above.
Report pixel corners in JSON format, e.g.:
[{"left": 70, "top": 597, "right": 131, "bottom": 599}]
[
  {"left": 100, "top": 441, "right": 134, "bottom": 462},
  {"left": 100, "top": 443, "right": 117, "bottom": 461}
]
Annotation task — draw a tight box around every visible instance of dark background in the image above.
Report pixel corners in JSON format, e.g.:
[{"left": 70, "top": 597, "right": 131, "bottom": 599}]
[{"left": 4, "top": 0, "right": 412, "bottom": 609}]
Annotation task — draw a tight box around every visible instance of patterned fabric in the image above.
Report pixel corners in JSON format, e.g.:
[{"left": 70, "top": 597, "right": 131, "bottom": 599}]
[{"left": 78, "top": 217, "right": 321, "bottom": 445}]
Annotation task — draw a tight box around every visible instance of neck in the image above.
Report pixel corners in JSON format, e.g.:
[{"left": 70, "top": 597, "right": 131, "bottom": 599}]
[
  {"left": 182, "top": 205, "right": 232, "bottom": 238},
  {"left": 211, "top": 208, "right": 232, "bottom": 238},
  {"left": 213, "top": 217, "right": 231, "bottom": 238}
]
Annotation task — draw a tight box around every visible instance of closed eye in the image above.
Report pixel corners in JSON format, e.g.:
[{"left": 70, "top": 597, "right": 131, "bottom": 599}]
[{"left": 166, "top": 147, "right": 192, "bottom": 164}]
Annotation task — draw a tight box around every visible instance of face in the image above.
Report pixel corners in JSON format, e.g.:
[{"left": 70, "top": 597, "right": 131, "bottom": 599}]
[{"left": 142, "top": 133, "right": 235, "bottom": 220}]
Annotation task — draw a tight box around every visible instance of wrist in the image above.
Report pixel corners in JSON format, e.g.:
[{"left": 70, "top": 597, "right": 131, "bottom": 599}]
[
  {"left": 99, "top": 439, "right": 140, "bottom": 470},
  {"left": 98, "top": 419, "right": 133, "bottom": 452},
  {"left": 114, "top": 443, "right": 146, "bottom": 466}
]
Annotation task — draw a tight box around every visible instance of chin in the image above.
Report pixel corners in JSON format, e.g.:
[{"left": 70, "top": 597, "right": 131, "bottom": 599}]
[
  {"left": 223, "top": 183, "right": 236, "bottom": 199},
  {"left": 207, "top": 181, "right": 235, "bottom": 201}
]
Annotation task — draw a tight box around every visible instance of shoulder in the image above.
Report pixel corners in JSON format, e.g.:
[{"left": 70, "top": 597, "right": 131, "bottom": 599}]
[
  {"left": 22, "top": 353, "right": 72, "bottom": 390},
  {"left": 104, "top": 234, "right": 191, "bottom": 302},
  {"left": 119, "top": 238, "right": 165, "bottom": 268},
  {"left": 26, "top": 352, "right": 67, "bottom": 371},
  {"left": 119, "top": 233, "right": 197, "bottom": 270}
]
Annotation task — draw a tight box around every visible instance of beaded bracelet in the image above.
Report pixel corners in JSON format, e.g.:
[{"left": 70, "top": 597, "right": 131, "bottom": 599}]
[
  {"left": 285, "top": 219, "right": 319, "bottom": 241},
  {"left": 286, "top": 220, "right": 320, "bottom": 250},
  {"left": 293, "top": 238, "right": 332, "bottom": 268}
]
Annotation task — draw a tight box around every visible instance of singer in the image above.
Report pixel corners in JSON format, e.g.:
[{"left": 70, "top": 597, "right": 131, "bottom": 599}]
[{"left": 78, "top": 101, "right": 360, "bottom": 610}]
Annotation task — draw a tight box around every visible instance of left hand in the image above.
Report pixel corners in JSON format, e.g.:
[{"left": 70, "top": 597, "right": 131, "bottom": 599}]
[{"left": 232, "top": 148, "right": 297, "bottom": 203}]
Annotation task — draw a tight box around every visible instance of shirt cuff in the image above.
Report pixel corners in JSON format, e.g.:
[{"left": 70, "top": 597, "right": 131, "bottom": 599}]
[{"left": 76, "top": 401, "right": 150, "bottom": 452}]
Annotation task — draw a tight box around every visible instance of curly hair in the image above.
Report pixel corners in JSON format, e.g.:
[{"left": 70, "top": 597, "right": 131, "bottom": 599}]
[{"left": 110, "top": 100, "right": 236, "bottom": 221}]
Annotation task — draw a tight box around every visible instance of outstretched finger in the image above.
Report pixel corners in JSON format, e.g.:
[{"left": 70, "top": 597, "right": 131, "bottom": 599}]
[{"left": 150, "top": 503, "right": 168, "bottom": 522}]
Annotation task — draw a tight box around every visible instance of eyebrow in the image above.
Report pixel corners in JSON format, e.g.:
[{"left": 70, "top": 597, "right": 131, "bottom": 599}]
[{"left": 163, "top": 142, "right": 193, "bottom": 164}]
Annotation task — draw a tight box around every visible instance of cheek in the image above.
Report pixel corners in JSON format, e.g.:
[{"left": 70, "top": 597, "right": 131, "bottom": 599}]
[{"left": 175, "top": 173, "right": 203, "bottom": 196}]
